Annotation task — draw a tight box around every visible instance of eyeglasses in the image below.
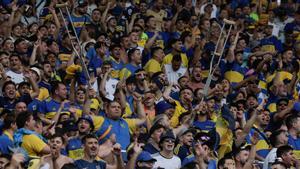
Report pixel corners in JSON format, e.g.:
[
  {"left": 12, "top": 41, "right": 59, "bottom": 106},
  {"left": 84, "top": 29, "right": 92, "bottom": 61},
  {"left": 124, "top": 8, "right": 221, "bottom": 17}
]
[
  {"left": 164, "top": 139, "right": 175, "bottom": 143},
  {"left": 278, "top": 103, "right": 287, "bottom": 106}
]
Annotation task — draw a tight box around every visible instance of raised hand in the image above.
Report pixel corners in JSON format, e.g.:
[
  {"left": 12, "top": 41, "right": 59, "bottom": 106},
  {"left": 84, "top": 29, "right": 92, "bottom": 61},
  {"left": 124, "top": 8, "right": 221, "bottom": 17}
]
[
  {"left": 112, "top": 143, "right": 122, "bottom": 156},
  {"left": 251, "top": 132, "right": 259, "bottom": 145}
]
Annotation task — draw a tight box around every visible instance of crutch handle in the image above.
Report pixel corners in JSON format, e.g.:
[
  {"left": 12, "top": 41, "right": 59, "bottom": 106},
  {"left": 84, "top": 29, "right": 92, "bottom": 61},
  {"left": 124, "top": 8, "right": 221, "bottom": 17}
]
[
  {"left": 214, "top": 52, "right": 221, "bottom": 56},
  {"left": 223, "top": 19, "right": 236, "bottom": 25},
  {"left": 56, "top": 3, "right": 68, "bottom": 8}
]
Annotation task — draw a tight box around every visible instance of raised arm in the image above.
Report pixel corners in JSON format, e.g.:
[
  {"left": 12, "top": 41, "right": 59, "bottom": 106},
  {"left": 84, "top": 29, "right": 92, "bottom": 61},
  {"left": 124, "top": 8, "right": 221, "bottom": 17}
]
[
  {"left": 287, "top": 71, "right": 299, "bottom": 96},
  {"left": 235, "top": 108, "right": 258, "bottom": 147},
  {"left": 100, "top": 2, "right": 112, "bottom": 32},
  {"left": 48, "top": 2, "right": 61, "bottom": 39},
  {"left": 144, "top": 31, "right": 159, "bottom": 52},
  {"left": 226, "top": 31, "right": 240, "bottom": 63},
  {"left": 69, "top": 79, "right": 76, "bottom": 103},
  {"left": 125, "top": 140, "right": 143, "bottom": 169},
  {"left": 243, "top": 132, "right": 259, "bottom": 169},
  {"left": 6, "top": 3, "right": 19, "bottom": 38},
  {"left": 162, "top": 83, "right": 176, "bottom": 105},
  {"left": 29, "top": 40, "right": 40, "bottom": 65},
  {"left": 133, "top": 93, "right": 146, "bottom": 126},
  {"left": 128, "top": 13, "right": 137, "bottom": 34},
  {"left": 99, "top": 69, "right": 110, "bottom": 97},
  {"left": 107, "top": 143, "right": 125, "bottom": 169},
  {"left": 24, "top": 70, "right": 40, "bottom": 99}
]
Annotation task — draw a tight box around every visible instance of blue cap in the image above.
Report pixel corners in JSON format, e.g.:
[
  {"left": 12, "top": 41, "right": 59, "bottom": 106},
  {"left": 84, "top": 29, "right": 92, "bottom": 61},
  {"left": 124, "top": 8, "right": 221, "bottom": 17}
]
[
  {"left": 96, "top": 124, "right": 113, "bottom": 145},
  {"left": 137, "top": 151, "right": 157, "bottom": 162},
  {"left": 77, "top": 114, "right": 94, "bottom": 131},
  {"left": 155, "top": 101, "right": 174, "bottom": 115},
  {"left": 293, "top": 102, "right": 300, "bottom": 112}
]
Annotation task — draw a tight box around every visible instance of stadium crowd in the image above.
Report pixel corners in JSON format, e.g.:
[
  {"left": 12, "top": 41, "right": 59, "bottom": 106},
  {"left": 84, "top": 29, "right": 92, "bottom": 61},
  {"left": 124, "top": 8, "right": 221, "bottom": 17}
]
[{"left": 0, "top": 0, "right": 300, "bottom": 168}]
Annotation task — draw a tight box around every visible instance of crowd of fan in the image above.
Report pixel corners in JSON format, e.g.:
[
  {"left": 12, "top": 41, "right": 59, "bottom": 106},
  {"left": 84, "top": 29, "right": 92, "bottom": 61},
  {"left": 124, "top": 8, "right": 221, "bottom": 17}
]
[{"left": 1, "top": 0, "right": 300, "bottom": 168}]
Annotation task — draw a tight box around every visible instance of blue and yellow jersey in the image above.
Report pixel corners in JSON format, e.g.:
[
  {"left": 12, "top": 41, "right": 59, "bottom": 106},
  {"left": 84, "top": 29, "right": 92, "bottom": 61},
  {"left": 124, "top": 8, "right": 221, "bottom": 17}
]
[
  {"left": 199, "top": 58, "right": 211, "bottom": 79},
  {"left": 38, "top": 97, "right": 71, "bottom": 119},
  {"left": 107, "top": 56, "right": 125, "bottom": 79},
  {"left": 193, "top": 120, "right": 216, "bottom": 133},
  {"left": 266, "top": 93, "right": 279, "bottom": 113},
  {"left": 288, "top": 135, "right": 300, "bottom": 159},
  {"left": 93, "top": 115, "right": 138, "bottom": 151},
  {"left": 260, "top": 36, "right": 283, "bottom": 53},
  {"left": 144, "top": 59, "right": 162, "bottom": 74},
  {"left": 163, "top": 53, "right": 189, "bottom": 68},
  {"left": 119, "top": 63, "right": 140, "bottom": 80},
  {"left": 223, "top": 61, "right": 248, "bottom": 85},
  {"left": 0, "top": 131, "right": 13, "bottom": 155},
  {"left": 145, "top": 31, "right": 169, "bottom": 49},
  {"left": 22, "top": 134, "right": 48, "bottom": 157},
  {"left": 66, "top": 137, "right": 83, "bottom": 159},
  {"left": 68, "top": 14, "right": 91, "bottom": 35},
  {"left": 246, "top": 127, "right": 270, "bottom": 158},
  {"left": 170, "top": 101, "right": 188, "bottom": 128},
  {"left": 258, "top": 73, "right": 268, "bottom": 95}
]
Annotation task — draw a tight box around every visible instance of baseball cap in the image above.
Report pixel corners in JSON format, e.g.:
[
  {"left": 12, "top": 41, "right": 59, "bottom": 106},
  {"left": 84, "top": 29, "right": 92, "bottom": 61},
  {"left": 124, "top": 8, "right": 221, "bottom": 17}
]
[
  {"left": 155, "top": 101, "right": 174, "bottom": 115},
  {"left": 233, "top": 144, "right": 251, "bottom": 156},
  {"left": 62, "top": 120, "right": 77, "bottom": 132},
  {"left": 178, "top": 128, "right": 196, "bottom": 138},
  {"left": 77, "top": 114, "right": 94, "bottom": 131},
  {"left": 77, "top": 0, "right": 88, "bottom": 7},
  {"left": 137, "top": 151, "right": 157, "bottom": 162}
]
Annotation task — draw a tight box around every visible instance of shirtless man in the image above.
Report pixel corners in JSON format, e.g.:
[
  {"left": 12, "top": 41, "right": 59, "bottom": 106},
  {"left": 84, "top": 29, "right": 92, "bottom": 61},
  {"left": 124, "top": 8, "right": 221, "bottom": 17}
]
[{"left": 41, "top": 134, "right": 73, "bottom": 169}]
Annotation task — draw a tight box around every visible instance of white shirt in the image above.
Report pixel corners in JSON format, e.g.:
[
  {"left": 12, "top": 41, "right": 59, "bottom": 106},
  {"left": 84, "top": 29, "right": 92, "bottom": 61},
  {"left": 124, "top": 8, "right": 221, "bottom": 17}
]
[
  {"left": 6, "top": 70, "right": 24, "bottom": 84},
  {"left": 152, "top": 153, "right": 181, "bottom": 169},
  {"left": 104, "top": 78, "right": 119, "bottom": 101},
  {"left": 164, "top": 64, "right": 187, "bottom": 85},
  {"left": 263, "top": 148, "right": 278, "bottom": 169},
  {"left": 200, "top": 3, "right": 218, "bottom": 18}
]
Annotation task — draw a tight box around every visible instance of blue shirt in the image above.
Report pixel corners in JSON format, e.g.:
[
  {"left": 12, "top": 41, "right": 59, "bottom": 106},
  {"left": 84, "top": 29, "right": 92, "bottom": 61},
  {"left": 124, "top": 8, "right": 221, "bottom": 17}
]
[
  {"left": 38, "top": 97, "right": 71, "bottom": 119},
  {"left": 193, "top": 120, "right": 216, "bottom": 133},
  {"left": 87, "top": 48, "right": 103, "bottom": 75},
  {"left": 0, "top": 132, "right": 13, "bottom": 155},
  {"left": 66, "top": 137, "right": 83, "bottom": 159},
  {"left": 74, "top": 159, "right": 106, "bottom": 169},
  {"left": 97, "top": 118, "right": 130, "bottom": 151},
  {"left": 143, "top": 143, "right": 159, "bottom": 154},
  {"left": 182, "top": 155, "right": 217, "bottom": 169},
  {"left": 0, "top": 94, "right": 32, "bottom": 111},
  {"left": 288, "top": 135, "right": 300, "bottom": 151},
  {"left": 68, "top": 14, "right": 91, "bottom": 36}
]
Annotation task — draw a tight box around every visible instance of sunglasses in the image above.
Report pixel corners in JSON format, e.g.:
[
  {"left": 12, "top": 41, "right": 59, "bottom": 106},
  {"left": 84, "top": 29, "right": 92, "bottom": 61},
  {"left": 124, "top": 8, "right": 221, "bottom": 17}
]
[
  {"left": 278, "top": 103, "right": 287, "bottom": 106},
  {"left": 164, "top": 139, "right": 175, "bottom": 143}
]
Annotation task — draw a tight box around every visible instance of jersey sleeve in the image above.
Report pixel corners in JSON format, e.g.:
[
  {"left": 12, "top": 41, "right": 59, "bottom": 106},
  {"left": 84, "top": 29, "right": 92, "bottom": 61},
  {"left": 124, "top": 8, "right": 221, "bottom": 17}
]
[{"left": 22, "top": 135, "right": 47, "bottom": 154}]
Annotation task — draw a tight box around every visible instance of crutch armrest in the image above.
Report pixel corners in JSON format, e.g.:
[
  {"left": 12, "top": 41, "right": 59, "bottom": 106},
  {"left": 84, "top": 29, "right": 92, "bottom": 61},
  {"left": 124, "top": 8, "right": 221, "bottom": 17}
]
[
  {"left": 56, "top": 3, "right": 68, "bottom": 8},
  {"left": 223, "top": 19, "right": 236, "bottom": 25},
  {"left": 214, "top": 52, "right": 221, "bottom": 56}
]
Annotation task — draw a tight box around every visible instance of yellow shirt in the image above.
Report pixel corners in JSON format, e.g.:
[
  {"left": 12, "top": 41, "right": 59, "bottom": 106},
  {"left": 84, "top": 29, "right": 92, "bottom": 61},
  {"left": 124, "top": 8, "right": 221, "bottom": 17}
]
[
  {"left": 22, "top": 134, "right": 47, "bottom": 157},
  {"left": 144, "top": 59, "right": 162, "bottom": 74},
  {"left": 163, "top": 53, "right": 189, "bottom": 68},
  {"left": 37, "top": 87, "right": 49, "bottom": 101},
  {"left": 170, "top": 101, "right": 187, "bottom": 128}
]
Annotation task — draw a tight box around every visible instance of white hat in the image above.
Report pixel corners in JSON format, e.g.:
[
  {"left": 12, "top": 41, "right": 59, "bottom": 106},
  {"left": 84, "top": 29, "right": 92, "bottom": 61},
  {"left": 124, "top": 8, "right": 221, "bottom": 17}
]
[{"left": 30, "top": 67, "right": 41, "bottom": 81}]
